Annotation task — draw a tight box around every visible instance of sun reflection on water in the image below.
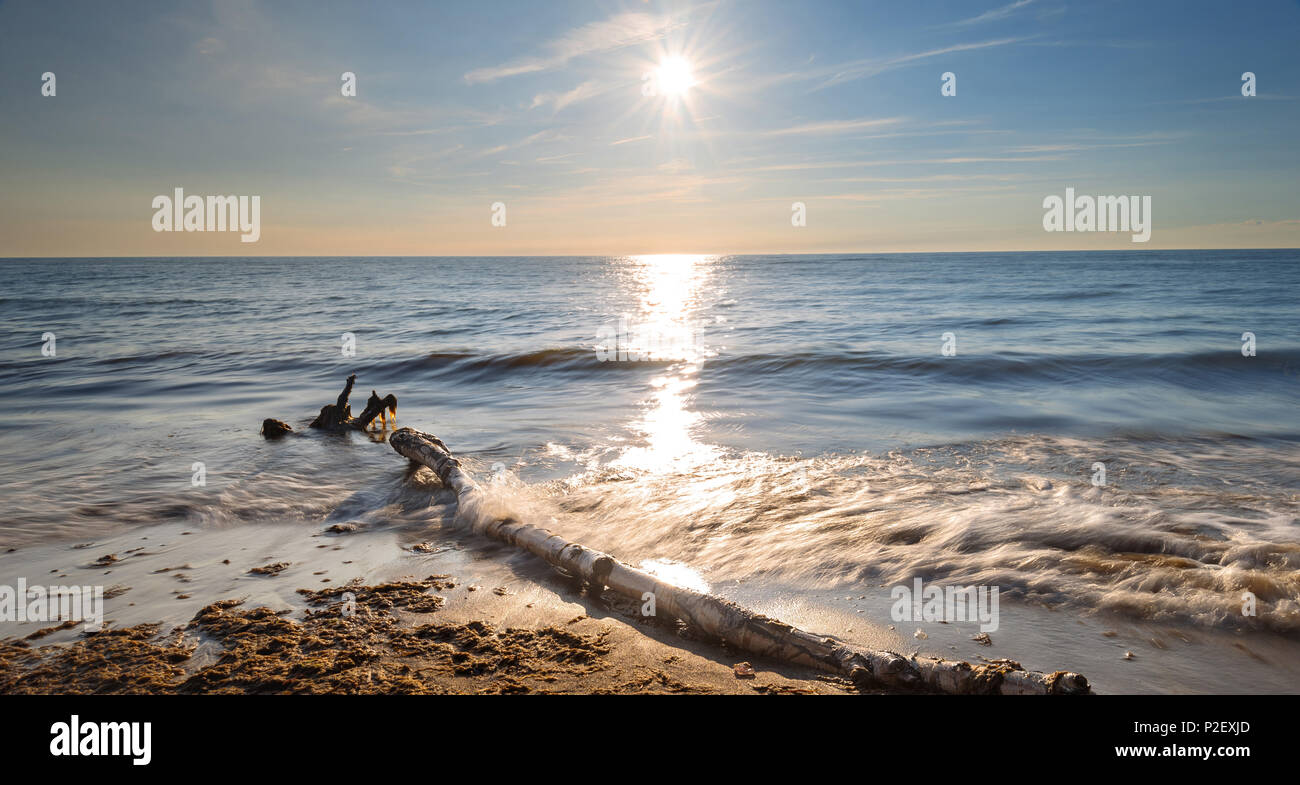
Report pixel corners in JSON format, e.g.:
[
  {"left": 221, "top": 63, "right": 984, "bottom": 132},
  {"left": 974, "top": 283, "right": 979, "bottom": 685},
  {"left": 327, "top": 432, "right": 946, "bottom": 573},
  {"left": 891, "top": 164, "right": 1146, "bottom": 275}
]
[
  {"left": 613, "top": 254, "right": 720, "bottom": 473},
  {"left": 638, "top": 557, "right": 711, "bottom": 594}
]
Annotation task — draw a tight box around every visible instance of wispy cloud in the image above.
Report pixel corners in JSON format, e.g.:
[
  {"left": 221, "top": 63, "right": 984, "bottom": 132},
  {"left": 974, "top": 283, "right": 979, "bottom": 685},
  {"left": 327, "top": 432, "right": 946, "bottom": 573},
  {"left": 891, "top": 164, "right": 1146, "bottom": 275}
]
[
  {"left": 826, "top": 173, "right": 1028, "bottom": 183},
  {"left": 731, "top": 153, "right": 1067, "bottom": 174},
  {"left": 776, "top": 37, "right": 1033, "bottom": 90},
  {"left": 1159, "top": 94, "right": 1298, "bottom": 104},
  {"left": 610, "top": 135, "right": 653, "bottom": 146},
  {"left": 465, "top": 11, "right": 686, "bottom": 84},
  {"left": 464, "top": 129, "right": 560, "bottom": 161},
  {"left": 762, "top": 116, "right": 905, "bottom": 137},
  {"left": 1005, "top": 137, "right": 1178, "bottom": 152},
  {"left": 757, "top": 183, "right": 1020, "bottom": 202},
  {"left": 530, "top": 80, "right": 608, "bottom": 113},
  {"left": 951, "top": 0, "right": 1037, "bottom": 28}
]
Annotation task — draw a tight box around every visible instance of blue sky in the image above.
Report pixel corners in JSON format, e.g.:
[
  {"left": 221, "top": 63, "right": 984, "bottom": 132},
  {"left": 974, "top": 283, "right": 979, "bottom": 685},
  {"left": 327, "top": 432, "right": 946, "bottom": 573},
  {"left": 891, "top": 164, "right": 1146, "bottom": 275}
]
[{"left": 1, "top": 0, "right": 1298, "bottom": 255}]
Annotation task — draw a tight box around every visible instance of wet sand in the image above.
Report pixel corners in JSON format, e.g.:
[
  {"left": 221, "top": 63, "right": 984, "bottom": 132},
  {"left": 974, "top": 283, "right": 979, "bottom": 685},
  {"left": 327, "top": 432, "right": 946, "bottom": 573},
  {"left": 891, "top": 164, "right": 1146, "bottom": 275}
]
[
  {"left": 0, "top": 522, "right": 855, "bottom": 695},
  {"left": 3, "top": 518, "right": 1294, "bottom": 694}
]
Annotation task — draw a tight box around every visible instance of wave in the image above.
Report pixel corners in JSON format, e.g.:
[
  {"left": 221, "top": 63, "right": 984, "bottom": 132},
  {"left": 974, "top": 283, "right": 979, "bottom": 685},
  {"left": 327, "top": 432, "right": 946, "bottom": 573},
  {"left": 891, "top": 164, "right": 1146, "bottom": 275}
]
[
  {"left": 380, "top": 347, "right": 673, "bottom": 381},
  {"left": 517, "top": 434, "right": 1300, "bottom": 634},
  {"left": 371, "top": 345, "right": 1300, "bottom": 387}
]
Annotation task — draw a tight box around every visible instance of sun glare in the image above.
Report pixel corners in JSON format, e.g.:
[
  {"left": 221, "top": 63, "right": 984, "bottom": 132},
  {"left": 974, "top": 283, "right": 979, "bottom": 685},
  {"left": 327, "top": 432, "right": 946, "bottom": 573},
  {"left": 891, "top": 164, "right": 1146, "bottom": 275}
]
[
  {"left": 612, "top": 255, "right": 720, "bottom": 474},
  {"left": 655, "top": 56, "right": 695, "bottom": 97}
]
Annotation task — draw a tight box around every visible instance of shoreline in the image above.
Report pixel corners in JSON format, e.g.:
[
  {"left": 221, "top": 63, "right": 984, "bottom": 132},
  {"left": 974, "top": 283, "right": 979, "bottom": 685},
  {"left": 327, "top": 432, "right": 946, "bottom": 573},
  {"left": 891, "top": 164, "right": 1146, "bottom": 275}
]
[
  {"left": 1, "top": 581, "right": 857, "bottom": 695},
  {"left": 3, "top": 519, "right": 1296, "bottom": 694},
  {"left": 0, "top": 522, "right": 856, "bottom": 695}
]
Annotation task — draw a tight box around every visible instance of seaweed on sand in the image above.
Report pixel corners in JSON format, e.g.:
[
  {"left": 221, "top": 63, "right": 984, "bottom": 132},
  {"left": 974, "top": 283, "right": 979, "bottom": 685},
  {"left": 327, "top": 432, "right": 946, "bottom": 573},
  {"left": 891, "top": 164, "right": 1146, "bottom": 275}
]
[{"left": 0, "top": 575, "right": 616, "bottom": 695}]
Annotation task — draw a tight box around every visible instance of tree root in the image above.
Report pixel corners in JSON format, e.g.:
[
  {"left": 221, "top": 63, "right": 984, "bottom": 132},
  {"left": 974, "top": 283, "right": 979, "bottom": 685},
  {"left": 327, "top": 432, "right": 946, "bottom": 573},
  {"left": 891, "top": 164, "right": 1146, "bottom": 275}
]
[{"left": 262, "top": 373, "right": 397, "bottom": 438}]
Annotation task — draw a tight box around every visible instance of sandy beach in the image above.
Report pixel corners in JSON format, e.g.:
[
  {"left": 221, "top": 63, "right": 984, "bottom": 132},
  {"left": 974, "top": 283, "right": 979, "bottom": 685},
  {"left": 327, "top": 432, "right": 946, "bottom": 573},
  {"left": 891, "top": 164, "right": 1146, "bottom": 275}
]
[
  {"left": 6, "top": 508, "right": 1295, "bottom": 695},
  {"left": 0, "top": 521, "right": 858, "bottom": 695}
]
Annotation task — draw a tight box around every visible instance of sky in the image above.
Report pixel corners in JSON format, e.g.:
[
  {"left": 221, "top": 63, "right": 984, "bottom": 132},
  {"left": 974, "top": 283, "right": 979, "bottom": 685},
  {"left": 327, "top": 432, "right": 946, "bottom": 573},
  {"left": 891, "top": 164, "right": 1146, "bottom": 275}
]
[{"left": 1, "top": 0, "right": 1298, "bottom": 256}]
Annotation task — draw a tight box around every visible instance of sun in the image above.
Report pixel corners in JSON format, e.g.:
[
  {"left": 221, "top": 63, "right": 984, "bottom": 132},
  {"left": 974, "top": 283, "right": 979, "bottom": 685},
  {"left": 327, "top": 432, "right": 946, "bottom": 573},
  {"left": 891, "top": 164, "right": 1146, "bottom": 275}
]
[{"left": 654, "top": 56, "right": 695, "bottom": 97}]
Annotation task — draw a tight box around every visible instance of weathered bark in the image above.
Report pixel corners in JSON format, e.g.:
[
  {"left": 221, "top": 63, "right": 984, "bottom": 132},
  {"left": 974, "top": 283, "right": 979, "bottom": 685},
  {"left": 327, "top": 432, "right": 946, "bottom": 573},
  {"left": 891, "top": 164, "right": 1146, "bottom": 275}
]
[
  {"left": 307, "top": 374, "right": 397, "bottom": 432},
  {"left": 390, "top": 427, "right": 1091, "bottom": 695}
]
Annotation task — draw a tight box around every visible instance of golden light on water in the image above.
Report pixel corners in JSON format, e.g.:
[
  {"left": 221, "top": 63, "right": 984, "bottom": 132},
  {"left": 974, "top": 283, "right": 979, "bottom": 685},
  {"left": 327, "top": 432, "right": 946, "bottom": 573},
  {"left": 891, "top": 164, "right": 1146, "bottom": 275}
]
[
  {"left": 634, "top": 253, "right": 704, "bottom": 359},
  {"left": 614, "top": 254, "right": 719, "bottom": 473},
  {"left": 616, "top": 372, "right": 718, "bottom": 472},
  {"left": 638, "top": 557, "right": 711, "bottom": 594}
]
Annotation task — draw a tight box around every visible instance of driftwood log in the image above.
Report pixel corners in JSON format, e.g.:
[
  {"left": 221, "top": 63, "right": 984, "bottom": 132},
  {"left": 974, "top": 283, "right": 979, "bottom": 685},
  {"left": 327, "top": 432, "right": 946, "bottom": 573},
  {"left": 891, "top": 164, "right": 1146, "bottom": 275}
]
[
  {"left": 309, "top": 373, "right": 397, "bottom": 431},
  {"left": 262, "top": 374, "right": 397, "bottom": 438},
  {"left": 390, "top": 426, "right": 1091, "bottom": 695}
]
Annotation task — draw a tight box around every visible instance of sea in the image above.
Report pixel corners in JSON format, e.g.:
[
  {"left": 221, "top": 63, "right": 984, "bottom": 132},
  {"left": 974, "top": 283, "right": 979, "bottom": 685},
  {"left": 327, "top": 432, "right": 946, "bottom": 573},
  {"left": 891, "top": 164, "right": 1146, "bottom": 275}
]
[{"left": 1, "top": 250, "right": 1297, "bottom": 692}]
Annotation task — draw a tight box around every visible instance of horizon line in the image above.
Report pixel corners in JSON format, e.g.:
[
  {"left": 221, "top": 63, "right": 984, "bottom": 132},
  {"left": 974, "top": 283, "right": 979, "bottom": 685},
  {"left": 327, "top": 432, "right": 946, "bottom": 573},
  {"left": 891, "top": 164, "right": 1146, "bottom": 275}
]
[{"left": 3, "top": 246, "right": 1298, "bottom": 261}]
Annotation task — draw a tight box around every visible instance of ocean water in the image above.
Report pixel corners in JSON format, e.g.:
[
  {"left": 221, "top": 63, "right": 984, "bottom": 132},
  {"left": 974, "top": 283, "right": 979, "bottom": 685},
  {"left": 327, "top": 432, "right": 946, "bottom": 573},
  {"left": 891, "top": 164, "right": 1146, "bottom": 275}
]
[{"left": 1, "top": 251, "right": 1298, "bottom": 649}]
